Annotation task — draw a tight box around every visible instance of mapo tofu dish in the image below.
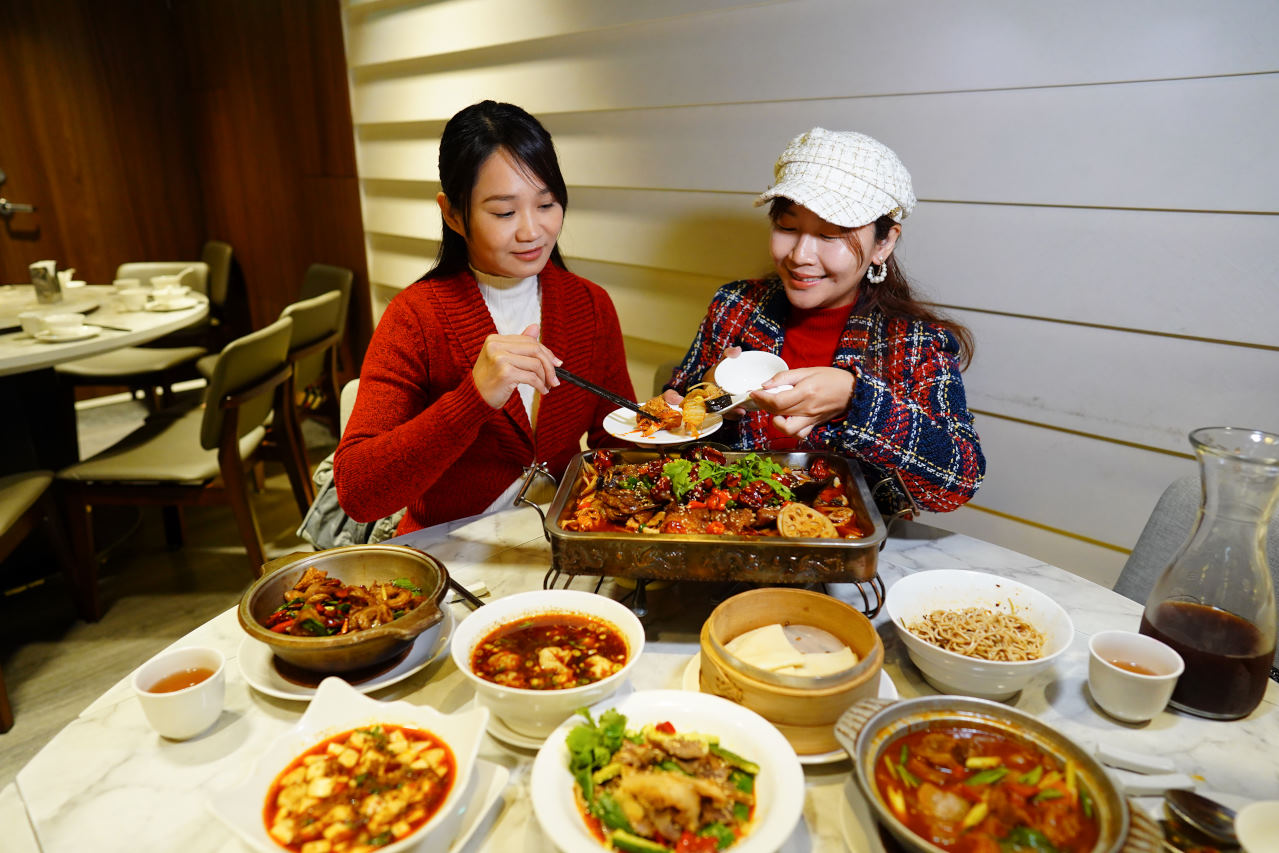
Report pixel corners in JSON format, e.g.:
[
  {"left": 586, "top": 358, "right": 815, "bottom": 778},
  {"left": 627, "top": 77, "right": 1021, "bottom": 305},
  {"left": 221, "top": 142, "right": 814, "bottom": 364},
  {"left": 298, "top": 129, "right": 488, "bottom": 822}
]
[
  {"left": 567, "top": 709, "right": 758, "bottom": 852},
  {"left": 875, "top": 723, "right": 1100, "bottom": 853},
  {"left": 563, "top": 447, "right": 869, "bottom": 539},
  {"left": 265, "top": 724, "right": 455, "bottom": 852},
  {"left": 470, "top": 612, "right": 628, "bottom": 690},
  {"left": 261, "top": 568, "right": 431, "bottom": 637}
]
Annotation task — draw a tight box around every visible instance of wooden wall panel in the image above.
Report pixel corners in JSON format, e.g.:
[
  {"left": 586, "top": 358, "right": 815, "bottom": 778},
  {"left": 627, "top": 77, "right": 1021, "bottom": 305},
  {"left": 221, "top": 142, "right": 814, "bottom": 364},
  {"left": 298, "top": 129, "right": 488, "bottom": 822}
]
[
  {"left": 0, "top": 0, "right": 204, "bottom": 285},
  {"left": 343, "top": 0, "right": 1279, "bottom": 583}
]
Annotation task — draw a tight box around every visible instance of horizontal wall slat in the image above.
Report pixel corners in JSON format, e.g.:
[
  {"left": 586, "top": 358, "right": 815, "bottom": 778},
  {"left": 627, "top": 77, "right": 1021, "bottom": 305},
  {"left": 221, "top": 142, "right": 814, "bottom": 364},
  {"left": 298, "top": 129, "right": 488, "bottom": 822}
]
[
  {"left": 927, "top": 506, "right": 1131, "bottom": 591},
  {"left": 345, "top": 0, "right": 776, "bottom": 68},
  {"left": 965, "top": 415, "right": 1196, "bottom": 552},
  {"left": 353, "top": 75, "right": 1279, "bottom": 212},
  {"left": 346, "top": 0, "right": 1279, "bottom": 110},
  {"left": 960, "top": 311, "right": 1279, "bottom": 453}
]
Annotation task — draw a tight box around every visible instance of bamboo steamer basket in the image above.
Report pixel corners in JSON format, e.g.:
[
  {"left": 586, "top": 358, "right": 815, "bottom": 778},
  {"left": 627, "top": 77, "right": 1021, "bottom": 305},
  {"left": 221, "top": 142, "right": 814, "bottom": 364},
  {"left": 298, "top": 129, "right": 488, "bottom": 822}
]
[{"left": 698, "top": 587, "right": 883, "bottom": 755}]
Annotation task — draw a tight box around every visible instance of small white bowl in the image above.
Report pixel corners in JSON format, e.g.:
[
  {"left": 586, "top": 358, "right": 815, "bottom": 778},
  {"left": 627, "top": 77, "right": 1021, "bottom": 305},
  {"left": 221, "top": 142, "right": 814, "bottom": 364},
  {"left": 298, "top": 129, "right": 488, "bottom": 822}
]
[
  {"left": 1238, "top": 800, "right": 1279, "bottom": 853},
  {"left": 531, "top": 689, "right": 804, "bottom": 853},
  {"left": 886, "top": 569, "right": 1074, "bottom": 700},
  {"left": 713, "top": 350, "right": 789, "bottom": 395},
  {"left": 41, "top": 311, "right": 86, "bottom": 336},
  {"left": 1087, "top": 630, "right": 1183, "bottom": 723},
  {"left": 207, "top": 676, "right": 488, "bottom": 853},
  {"left": 133, "top": 645, "right": 226, "bottom": 740},
  {"left": 450, "top": 589, "right": 644, "bottom": 739}
]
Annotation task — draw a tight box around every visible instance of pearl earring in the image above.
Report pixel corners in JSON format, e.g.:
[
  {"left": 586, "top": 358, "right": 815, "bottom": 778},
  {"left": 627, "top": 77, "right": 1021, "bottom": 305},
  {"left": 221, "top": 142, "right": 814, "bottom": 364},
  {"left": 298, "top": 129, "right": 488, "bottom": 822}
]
[{"left": 866, "top": 262, "right": 888, "bottom": 284}]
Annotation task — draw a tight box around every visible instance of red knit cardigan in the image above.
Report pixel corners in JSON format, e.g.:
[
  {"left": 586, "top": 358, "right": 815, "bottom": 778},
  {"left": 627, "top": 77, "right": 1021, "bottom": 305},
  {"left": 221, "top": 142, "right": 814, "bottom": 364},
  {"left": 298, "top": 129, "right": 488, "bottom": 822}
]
[{"left": 334, "top": 263, "right": 635, "bottom": 533}]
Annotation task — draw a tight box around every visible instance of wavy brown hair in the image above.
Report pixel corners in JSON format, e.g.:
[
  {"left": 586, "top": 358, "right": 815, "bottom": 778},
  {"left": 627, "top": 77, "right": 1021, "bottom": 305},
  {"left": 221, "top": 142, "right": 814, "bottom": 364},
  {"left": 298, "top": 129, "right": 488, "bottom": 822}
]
[{"left": 769, "top": 199, "right": 974, "bottom": 368}]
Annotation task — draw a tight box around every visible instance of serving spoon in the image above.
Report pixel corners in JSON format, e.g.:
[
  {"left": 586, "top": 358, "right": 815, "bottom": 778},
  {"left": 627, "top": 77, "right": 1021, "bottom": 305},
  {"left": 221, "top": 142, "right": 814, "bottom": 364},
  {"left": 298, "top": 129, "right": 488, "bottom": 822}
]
[{"left": 1164, "top": 789, "right": 1239, "bottom": 847}]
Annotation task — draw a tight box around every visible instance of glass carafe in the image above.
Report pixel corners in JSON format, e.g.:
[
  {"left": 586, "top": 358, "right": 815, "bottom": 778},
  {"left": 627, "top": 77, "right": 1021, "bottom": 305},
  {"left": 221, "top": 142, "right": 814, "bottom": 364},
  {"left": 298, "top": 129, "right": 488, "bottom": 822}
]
[{"left": 1138, "top": 427, "right": 1279, "bottom": 719}]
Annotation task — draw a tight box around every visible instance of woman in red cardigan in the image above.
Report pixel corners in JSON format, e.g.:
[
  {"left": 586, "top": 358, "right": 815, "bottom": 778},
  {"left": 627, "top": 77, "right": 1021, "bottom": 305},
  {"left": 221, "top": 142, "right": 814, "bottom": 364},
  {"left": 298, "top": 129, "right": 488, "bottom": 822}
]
[{"left": 335, "top": 101, "right": 636, "bottom": 533}]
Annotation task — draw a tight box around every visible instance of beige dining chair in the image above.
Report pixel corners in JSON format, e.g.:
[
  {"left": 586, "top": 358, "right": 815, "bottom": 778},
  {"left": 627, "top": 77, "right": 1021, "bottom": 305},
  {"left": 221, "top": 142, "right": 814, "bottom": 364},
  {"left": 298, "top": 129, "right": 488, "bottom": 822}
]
[
  {"left": 0, "top": 470, "right": 76, "bottom": 731},
  {"left": 270, "top": 290, "right": 345, "bottom": 515},
  {"left": 295, "top": 263, "right": 354, "bottom": 434},
  {"left": 56, "top": 316, "right": 294, "bottom": 621}
]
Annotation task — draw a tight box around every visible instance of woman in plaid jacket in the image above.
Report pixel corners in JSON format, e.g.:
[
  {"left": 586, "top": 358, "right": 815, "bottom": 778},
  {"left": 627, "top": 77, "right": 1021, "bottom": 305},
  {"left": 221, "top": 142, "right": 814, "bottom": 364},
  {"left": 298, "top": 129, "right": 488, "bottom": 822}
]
[{"left": 663, "top": 128, "right": 984, "bottom": 513}]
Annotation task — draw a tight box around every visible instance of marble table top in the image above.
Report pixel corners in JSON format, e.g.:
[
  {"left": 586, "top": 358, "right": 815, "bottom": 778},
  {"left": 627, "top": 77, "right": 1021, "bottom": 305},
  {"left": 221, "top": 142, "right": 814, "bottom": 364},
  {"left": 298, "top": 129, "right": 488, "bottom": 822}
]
[
  {"left": 0, "top": 284, "right": 208, "bottom": 376},
  {"left": 14, "top": 511, "right": 1279, "bottom": 852}
]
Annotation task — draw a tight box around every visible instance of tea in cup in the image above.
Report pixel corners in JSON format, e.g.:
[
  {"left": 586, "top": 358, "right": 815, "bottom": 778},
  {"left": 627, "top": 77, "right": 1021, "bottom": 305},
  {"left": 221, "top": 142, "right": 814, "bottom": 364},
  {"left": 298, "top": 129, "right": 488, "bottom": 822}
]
[
  {"left": 1088, "top": 630, "right": 1184, "bottom": 723},
  {"left": 18, "top": 311, "right": 47, "bottom": 336},
  {"left": 132, "top": 645, "right": 226, "bottom": 739},
  {"left": 41, "top": 312, "right": 86, "bottom": 337},
  {"left": 118, "top": 288, "right": 148, "bottom": 311}
]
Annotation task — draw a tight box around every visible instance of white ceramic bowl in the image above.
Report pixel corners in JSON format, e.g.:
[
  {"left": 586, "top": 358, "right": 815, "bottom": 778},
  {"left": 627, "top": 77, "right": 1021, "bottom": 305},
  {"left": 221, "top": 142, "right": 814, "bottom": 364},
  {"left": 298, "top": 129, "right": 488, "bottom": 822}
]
[
  {"left": 885, "top": 569, "right": 1074, "bottom": 700},
  {"left": 132, "top": 645, "right": 226, "bottom": 740},
  {"left": 1237, "top": 800, "right": 1279, "bottom": 853},
  {"left": 531, "top": 689, "right": 804, "bottom": 853},
  {"left": 450, "top": 589, "right": 644, "bottom": 739},
  {"left": 712, "top": 350, "right": 789, "bottom": 395},
  {"left": 207, "top": 676, "right": 488, "bottom": 853}
]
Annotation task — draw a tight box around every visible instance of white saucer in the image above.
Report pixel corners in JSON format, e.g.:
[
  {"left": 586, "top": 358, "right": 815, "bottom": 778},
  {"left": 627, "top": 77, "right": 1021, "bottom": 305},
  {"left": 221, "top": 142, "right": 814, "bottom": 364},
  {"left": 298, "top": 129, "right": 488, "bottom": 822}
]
[
  {"left": 474, "top": 680, "right": 637, "bottom": 750},
  {"left": 145, "top": 296, "right": 199, "bottom": 311},
  {"left": 680, "top": 654, "right": 898, "bottom": 765},
  {"left": 712, "top": 350, "right": 789, "bottom": 395},
  {"left": 238, "top": 606, "right": 454, "bottom": 701},
  {"left": 839, "top": 776, "right": 886, "bottom": 853},
  {"left": 449, "top": 759, "right": 509, "bottom": 852},
  {"left": 603, "top": 406, "right": 723, "bottom": 445},
  {"left": 35, "top": 327, "right": 98, "bottom": 343}
]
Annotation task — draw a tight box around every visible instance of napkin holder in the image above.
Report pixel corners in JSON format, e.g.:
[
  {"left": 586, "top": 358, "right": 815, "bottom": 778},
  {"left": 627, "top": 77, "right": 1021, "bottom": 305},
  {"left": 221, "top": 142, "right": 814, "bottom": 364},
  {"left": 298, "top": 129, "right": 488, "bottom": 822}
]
[{"left": 29, "top": 260, "right": 63, "bottom": 304}]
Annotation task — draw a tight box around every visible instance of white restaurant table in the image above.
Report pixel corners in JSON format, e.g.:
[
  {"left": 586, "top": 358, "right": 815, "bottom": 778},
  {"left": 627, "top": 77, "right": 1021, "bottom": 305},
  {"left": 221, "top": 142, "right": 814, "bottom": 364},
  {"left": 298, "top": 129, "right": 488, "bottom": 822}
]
[
  {"left": 0, "top": 284, "right": 208, "bottom": 376},
  {"left": 12, "top": 511, "right": 1279, "bottom": 853}
]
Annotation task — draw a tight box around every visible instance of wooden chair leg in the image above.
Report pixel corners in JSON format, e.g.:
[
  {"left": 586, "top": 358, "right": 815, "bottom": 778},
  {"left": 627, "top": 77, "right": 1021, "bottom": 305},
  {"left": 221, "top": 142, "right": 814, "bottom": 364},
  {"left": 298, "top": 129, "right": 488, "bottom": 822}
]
[
  {"left": 161, "top": 505, "right": 185, "bottom": 549},
  {"left": 61, "top": 487, "right": 103, "bottom": 622},
  {"left": 252, "top": 460, "right": 266, "bottom": 492},
  {"left": 38, "top": 487, "right": 79, "bottom": 612},
  {"left": 222, "top": 454, "right": 267, "bottom": 577},
  {"left": 0, "top": 661, "right": 13, "bottom": 733},
  {"left": 276, "top": 393, "right": 314, "bottom": 516}
]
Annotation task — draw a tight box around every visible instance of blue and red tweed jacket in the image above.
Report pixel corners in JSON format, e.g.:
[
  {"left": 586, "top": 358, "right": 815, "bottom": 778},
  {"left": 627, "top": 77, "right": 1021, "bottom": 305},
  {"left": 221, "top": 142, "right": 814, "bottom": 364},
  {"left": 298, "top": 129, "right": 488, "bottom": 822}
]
[{"left": 666, "top": 279, "right": 985, "bottom": 513}]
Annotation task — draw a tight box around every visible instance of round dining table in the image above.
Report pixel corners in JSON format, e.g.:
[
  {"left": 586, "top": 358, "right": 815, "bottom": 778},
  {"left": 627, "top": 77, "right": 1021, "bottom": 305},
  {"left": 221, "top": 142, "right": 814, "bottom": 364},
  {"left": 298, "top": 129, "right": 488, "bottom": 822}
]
[
  {"left": 0, "top": 284, "right": 209, "bottom": 377},
  {"left": 0, "top": 283, "right": 210, "bottom": 475},
  {"left": 10, "top": 510, "right": 1278, "bottom": 853}
]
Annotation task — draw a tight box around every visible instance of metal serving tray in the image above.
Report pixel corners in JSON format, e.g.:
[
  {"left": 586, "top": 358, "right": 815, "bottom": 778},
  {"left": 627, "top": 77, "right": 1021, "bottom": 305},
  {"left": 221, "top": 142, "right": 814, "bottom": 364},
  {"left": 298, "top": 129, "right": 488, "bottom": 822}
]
[{"left": 540, "top": 448, "right": 887, "bottom": 584}]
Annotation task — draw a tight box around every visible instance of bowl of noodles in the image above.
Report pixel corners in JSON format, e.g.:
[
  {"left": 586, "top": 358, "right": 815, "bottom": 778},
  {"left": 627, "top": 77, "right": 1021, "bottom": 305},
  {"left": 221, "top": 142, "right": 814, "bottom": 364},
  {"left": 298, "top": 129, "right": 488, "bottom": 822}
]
[{"left": 885, "top": 569, "right": 1074, "bottom": 700}]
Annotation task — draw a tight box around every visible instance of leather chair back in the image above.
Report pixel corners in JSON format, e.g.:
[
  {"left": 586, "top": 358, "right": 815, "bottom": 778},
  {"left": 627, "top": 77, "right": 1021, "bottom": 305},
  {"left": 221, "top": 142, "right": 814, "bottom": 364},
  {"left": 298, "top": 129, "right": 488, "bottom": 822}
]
[{"left": 200, "top": 317, "right": 292, "bottom": 450}]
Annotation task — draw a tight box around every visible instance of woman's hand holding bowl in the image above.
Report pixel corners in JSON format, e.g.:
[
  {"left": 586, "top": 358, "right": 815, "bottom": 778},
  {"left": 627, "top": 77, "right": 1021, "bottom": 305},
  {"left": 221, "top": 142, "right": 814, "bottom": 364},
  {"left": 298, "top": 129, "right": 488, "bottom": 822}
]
[
  {"left": 472, "top": 322, "right": 561, "bottom": 408},
  {"left": 753, "top": 366, "right": 855, "bottom": 437}
]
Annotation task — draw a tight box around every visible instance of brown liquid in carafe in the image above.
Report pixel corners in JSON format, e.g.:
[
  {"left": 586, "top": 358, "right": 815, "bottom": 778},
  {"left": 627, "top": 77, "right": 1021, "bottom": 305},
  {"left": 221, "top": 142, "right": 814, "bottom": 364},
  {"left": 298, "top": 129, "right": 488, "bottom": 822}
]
[{"left": 1139, "top": 600, "right": 1272, "bottom": 719}]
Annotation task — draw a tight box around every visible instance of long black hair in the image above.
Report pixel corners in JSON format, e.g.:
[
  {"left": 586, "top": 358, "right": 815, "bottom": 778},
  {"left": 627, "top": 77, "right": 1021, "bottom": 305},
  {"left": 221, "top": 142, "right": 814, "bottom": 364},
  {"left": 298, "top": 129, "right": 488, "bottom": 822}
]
[{"left": 425, "top": 100, "right": 569, "bottom": 279}]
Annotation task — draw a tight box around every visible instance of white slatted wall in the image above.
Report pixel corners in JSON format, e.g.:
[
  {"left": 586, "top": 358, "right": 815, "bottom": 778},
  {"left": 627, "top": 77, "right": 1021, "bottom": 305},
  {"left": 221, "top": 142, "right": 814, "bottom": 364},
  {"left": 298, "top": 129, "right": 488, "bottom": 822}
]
[{"left": 341, "top": 0, "right": 1279, "bottom": 587}]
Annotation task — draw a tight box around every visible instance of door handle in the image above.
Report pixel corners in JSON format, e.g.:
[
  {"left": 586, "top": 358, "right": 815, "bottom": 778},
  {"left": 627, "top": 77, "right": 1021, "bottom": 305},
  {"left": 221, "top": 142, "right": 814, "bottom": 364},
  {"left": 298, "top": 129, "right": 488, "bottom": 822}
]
[{"left": 0, "top": 198, "right": 36, "bottom": 216}]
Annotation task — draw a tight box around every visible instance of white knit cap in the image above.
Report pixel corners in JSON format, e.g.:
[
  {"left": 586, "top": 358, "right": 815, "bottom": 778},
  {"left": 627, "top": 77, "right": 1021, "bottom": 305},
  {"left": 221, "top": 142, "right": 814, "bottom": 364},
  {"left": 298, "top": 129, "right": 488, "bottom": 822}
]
[{"left": 754, "top": 128, "right": 916, "bottom": 227}]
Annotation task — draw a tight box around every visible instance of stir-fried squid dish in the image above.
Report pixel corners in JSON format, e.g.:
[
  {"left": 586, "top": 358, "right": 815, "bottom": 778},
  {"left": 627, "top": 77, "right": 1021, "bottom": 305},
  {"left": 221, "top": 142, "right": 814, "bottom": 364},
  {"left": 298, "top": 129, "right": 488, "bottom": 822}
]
[
  {"left": 261, "top": 568, "right": 431, "bottom": 637},
  {"left": 875, "top": 723, "right": 1100, "bottom": 853},
  {"left": 568, "top": 709, "right": 758, "bottom": 852},
  {"left": 563, "top": 447, "right": 868, "bottom": 539},
  {"left": 906, "top": 607, "right": 1046, "bottom": 662},
  {"left": 265, "top": 724, "right": 455, "bottom": 852}
]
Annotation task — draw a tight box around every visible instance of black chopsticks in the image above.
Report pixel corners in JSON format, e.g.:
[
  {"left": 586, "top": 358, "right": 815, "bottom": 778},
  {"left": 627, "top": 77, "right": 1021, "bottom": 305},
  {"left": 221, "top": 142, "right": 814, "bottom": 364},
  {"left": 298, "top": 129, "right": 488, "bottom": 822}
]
[{"left": 554, "top": 366, "right": 659, "bottom": 421}]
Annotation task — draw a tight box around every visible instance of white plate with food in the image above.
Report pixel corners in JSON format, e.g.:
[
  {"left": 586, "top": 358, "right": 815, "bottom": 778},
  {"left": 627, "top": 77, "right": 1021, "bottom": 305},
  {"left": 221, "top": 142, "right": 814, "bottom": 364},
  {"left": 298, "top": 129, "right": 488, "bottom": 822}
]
[
  {"left": 680, "top": 654, "right": 897, "bottom": 765},
  {"left": 238, "top": 605, "right": 454, "bottom": 701},
  {"left": 603, "top": 406, "right": 723, "bottom": 445},
  {"left": 207, "top": 676, "right": 489, "bottom": 853},
  {"left": 531, "top": 689, "right": 804, "bottom": 853}
]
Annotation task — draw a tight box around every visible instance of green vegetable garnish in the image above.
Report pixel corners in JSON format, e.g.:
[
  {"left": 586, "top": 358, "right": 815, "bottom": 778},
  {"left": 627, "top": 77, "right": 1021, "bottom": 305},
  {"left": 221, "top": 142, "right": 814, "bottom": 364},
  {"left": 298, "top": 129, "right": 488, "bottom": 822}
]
[
  {"left": 390, "top": 578, "right": 422, "bottom": 593},
  {"left": 965, "top": 767, "right": 1009, "bottom": 786}
]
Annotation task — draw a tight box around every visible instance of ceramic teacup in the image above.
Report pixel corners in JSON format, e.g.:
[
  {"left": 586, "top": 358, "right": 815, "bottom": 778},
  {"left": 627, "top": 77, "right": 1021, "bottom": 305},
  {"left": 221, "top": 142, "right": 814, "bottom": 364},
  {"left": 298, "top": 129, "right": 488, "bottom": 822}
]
[
  {"left": 1088, "top": 630, "right": 1184, "bottom": 723},
  {"left": 17, "top": 311, "right": 47, "bottom": 336},
  {"left": 113, "top": 277, "right": 141, "bottom": 290},
  {"left": 118, "top": 288, "right": 148, "bottom": 311},
  {"left": 41, "top": 312, "right": 87, "bottom": 337},
  {"left": 132, "top": 646, "right": 226, "bottom": 740}
]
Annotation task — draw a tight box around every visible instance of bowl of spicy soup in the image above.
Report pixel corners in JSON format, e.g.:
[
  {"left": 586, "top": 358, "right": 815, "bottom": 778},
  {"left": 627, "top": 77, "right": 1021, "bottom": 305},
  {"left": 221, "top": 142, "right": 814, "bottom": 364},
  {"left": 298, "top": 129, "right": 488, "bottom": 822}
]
[
  {"left": 835, "top": 695, "right": 1128, "bottom": 853},
  {"left": 451, "top": 589, "right": 645, "bottom": 739}
]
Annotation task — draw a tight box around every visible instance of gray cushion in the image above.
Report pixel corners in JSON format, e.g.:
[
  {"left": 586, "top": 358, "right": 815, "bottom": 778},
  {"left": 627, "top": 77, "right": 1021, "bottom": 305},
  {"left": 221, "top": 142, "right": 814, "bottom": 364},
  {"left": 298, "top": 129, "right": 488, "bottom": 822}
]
[
  {"left": 0, "top": 471, "right": 53, "bottom": 530},
  {"left": 56, "top": 346, "right": 206, "bottom": 377},
  {"left": 57, "top": 408, "right": 264, "bottom": 484}
]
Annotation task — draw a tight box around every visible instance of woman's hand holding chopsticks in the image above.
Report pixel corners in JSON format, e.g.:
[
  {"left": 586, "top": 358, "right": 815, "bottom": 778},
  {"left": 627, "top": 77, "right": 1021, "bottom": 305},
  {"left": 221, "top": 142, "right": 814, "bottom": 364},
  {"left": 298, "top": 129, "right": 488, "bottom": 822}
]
[{"left": 471, "top": 322, "right": 562, "bottom": 408}]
